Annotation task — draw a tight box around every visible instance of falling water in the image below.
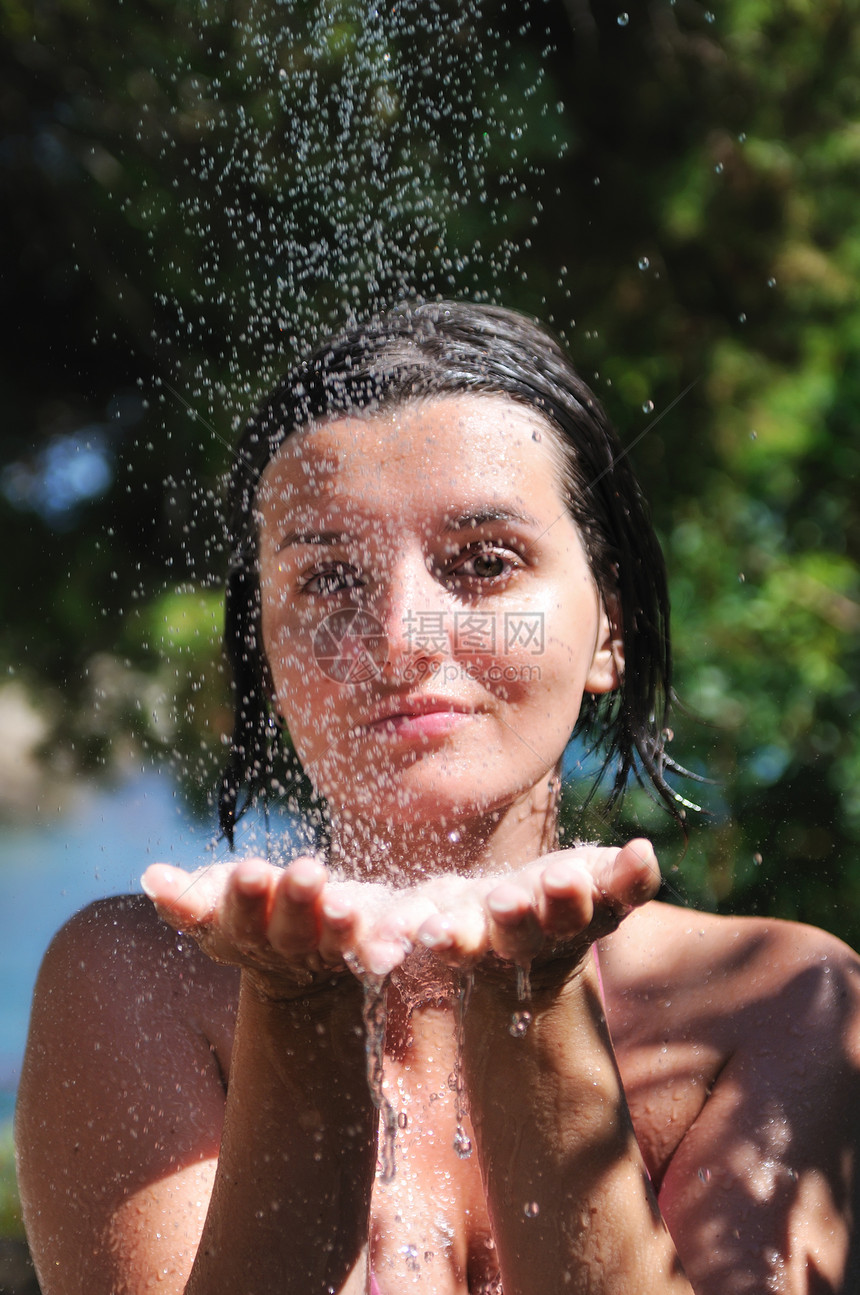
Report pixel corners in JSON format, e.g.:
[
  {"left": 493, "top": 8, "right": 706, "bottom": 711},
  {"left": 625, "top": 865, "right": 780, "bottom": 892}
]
[
  {"left": 149, "top": 0, "right": 564, "bottom": 437},
  {"left": 451, "top": 970, "right": 474, "bottom": 1158},
  {"left": 509, "top": 963, "right": 533, "bottom": 1037},
  {"left": 360, "top": 974, "right": 399, "bottom": 1184}
]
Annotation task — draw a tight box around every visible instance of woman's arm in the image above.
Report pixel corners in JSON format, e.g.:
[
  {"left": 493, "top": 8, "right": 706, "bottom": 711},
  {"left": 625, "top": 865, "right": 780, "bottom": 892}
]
[
  {"left": 465, "top": 954, "right": 691, "bottom": 1295},
  {"left": 414, "top": 840, "right": 694, "bottom": 1294},
  {"left": 185, "top": 971, "right": 376, "bottom": 1295},
  {"left": 16, "top": 861, "right": 393, "bottom": 1295}
]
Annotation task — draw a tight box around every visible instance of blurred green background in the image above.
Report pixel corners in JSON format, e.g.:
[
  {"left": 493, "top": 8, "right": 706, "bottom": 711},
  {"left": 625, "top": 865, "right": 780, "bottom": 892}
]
[{"left": 2, "top": 0, "right": 859, "bottom": 936}]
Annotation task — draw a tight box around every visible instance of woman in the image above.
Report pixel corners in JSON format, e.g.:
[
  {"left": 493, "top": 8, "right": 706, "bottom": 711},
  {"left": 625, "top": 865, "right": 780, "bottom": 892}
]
[{"left": 16, "top": 302, "right": 860, "bottom": 1294}]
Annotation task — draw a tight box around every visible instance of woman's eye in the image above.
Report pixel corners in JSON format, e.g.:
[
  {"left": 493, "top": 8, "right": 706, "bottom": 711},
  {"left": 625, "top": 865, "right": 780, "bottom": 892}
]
[
  {"left": 452, "top": 547, "right": 517, "bottom": 581},
  {"left": 301, "top": 564, "right": 362, "bottom": 594}
]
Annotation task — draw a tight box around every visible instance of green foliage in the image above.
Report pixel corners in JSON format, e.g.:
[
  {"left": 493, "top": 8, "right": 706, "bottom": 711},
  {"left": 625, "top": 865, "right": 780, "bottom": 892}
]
[
  {"left": 1, "top": 0, "right": 859, "bottom": 941},
  {"left": 0, "top": 1124, "right": 24, "bottom": 1241}
]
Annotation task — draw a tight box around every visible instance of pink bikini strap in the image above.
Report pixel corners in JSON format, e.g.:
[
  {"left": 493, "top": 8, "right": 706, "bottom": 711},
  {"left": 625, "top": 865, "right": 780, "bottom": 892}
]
[{"left": 593, "top": 942, "right": 606, "bottom": 1000}]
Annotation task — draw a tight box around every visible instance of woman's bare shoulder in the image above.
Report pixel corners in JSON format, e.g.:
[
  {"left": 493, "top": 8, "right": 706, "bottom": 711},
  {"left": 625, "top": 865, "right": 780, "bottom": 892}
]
[
  {"left": 603, "top": 898, "right": 860, "bottom": 1049},
  {"left": 18, "top": 896, "right": 239, "bottom": 1293},
  {"left": 27, "top": 893, "right": 239, "bottom": 1067}
]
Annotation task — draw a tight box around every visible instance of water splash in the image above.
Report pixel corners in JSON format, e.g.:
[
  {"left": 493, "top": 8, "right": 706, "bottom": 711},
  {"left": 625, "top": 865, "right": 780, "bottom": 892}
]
[
  {"left": 509, "top": 964, "right": 533, "bottom": 1038},
  {"left": 361, "top": 974, "right": 398, "bottom": 1183},
  {"left": 152, "top": 0, "right": 561, "bottom": 435},
  {"left": 452, "top": 970, "right": 474, "bottom": 1158}
]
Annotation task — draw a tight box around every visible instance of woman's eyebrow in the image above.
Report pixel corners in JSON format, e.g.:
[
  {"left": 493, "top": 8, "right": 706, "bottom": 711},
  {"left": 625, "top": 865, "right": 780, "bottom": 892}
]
[
  {"left": 443, "top": 507, "right": 541, "bottom": 532},
  {"left": 275, "top": 529, "right": 348, "bottom": 552}
]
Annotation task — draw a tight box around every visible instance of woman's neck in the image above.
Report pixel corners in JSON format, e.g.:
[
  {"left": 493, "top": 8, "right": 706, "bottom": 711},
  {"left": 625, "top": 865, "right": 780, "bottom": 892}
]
[{"left": 326, "top": 774, "right": 560, "bottom": 885}]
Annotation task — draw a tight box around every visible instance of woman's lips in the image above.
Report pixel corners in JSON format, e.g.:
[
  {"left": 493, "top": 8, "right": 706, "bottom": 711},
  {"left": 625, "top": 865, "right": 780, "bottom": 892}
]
[
  {"left": 369, "top": 710, "right": 473, "bottom": 739},
  {"left": 359, "top": 698, "right": 478, "bottom": 741}
]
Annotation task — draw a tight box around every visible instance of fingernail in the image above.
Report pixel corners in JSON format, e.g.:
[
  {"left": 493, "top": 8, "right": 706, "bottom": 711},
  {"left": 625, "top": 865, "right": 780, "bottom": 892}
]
[
  {"left": 419, "top": 927, "right": 449, "bottom": 950},
  {"left": 488, "top": 891, "right": 522, "bottom": 916},
  {"left": 321, "top": 896, "right": 352, "bottom": 921},
  {"left": 237, "top": 862, "right": 268, "bottom": 888},
  {"left": 543, "top": 859, "right": 577, "bottom": 890}
]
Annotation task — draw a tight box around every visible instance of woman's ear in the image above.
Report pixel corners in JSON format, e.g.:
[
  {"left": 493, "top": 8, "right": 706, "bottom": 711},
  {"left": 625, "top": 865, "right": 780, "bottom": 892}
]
[{"left": 584, "top": 596, "right": 624, "bottom": 695}]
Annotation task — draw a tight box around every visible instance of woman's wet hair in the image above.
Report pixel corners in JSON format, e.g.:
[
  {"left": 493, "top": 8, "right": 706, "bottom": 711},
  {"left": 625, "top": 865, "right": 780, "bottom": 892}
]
[{"left": 219, "top": 300, "right": 682, "bottom": 846}]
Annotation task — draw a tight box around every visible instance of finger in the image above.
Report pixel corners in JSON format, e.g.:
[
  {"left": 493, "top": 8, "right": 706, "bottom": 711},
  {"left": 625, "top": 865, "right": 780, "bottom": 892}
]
[
  {"left": 318, "top": 889, "right": 360, "bottom": 965},
  {"left": 352, "top": 894, "right": 437, "bottom": 978},
  {"left": 141, "top": 863, "right": 220, "bottom": 928},
  {"left": 486, "top": 881, "right": 543, "bottom": 965},
  {"left": 416, "top": 900, "right": 489, "bottom": 964},
  {"left": 604, "top": 838, "right": 661, "bottom": 908},
  {"left": 538, "top": 856, "right": 595, "bottom": 936},
  {"left": 266, "top": 857, "right": 328, "bottom": 955},
  {"left": 373, "top": 892, "right": 438, "bottom": 950},
  {"left": 220, "top": 859, "right": 277, "bottom": 947},
  {"left": 356, "top": 934, "right": 411, "bottom": 979}
]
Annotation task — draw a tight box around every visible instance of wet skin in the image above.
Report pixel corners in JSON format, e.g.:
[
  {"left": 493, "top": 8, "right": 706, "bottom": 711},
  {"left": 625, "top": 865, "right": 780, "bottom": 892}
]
[{"left": 16, "top": 396, "right": 860, "bottom": 1295}]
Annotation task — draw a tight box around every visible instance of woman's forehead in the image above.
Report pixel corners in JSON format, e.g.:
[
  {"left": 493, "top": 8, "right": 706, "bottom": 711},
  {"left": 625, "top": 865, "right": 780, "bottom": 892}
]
[{"left": 255, "top": 393, "right": 566, "bottom": 516}]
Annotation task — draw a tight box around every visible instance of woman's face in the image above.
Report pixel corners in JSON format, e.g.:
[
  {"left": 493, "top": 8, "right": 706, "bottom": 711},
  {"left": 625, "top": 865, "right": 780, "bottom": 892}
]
[{"left": 256, "top": 394, "right": 620, "bottom": 827}]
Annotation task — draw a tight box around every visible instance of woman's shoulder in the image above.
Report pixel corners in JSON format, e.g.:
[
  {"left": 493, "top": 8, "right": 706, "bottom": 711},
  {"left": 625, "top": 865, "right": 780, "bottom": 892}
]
[
  {"left": 29, "top": 893, "right": 240, "bottom": 1061},
  {"left": 602, "top": 900, "right": 860, "bottom": 1189},
  {"left": 41, "top": 890, "right": 236, "bottom": 976},
  {"left": 604, "top": 898, "right": 860, "bottom": 1053},
  {"left": 17, "top": 895, "right": 239, "bottom": 1288}
]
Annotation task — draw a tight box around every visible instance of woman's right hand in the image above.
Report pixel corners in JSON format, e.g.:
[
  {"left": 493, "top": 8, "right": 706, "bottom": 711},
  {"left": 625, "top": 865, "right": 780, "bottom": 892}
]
[{"left": 141, "top": 857, "right": 432, "bottom": 998}]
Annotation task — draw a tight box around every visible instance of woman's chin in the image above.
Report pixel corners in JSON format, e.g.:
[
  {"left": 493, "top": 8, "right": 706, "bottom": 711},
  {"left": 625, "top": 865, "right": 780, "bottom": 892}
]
[{"left": 325, "top": 770, "right": 524, "bottom": 835}]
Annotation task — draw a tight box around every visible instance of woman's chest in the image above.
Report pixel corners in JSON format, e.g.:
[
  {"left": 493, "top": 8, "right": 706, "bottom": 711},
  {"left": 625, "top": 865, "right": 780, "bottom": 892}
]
[{"left": 366, "top": 1035, "right": 500, "bottom": 1295}]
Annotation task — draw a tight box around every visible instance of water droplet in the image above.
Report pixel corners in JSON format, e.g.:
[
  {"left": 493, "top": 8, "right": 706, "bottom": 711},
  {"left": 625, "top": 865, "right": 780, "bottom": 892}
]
[
  {"left": 509, "top": 1009, "right": 532, "bottom": 1037},
  {"left": 642, "top": 400, "right": 655, "bottom": 414},
  {"left": 714, "top": 162, "right": 724, "bottom": 174},
  {"left": 617, "top": 12, "right": 629, "bottom": 26},
  {"left": 454, "top": 1128, "right": 473, "bottom": 1158},
  {"left": 738, "top": 573, "right": 746, "bottom": 583},
  {"left": 767, "top": 277, "right": 777, "bottom": 288},
  {"left": 753, "top": 852, "right": 763, "bottom": 866},
  {"left": 401, "top": 1244, "right": 420, "bottom": 1271},
  {"left": 738, "top": 132, "right": 747, "bottom": 143},
  {"left": 448, "top": 828, "right": 461, "bottom": 843},
  {"left": 524, "top": 1200, "right": 540, "bottom": 1217},
  {"left": 638, "top": 256, "right": 650, "bottom": 270},
  {"left": 531, "top": 429, "right": 542, "bottom": 442},
  {"left": 698, "top": 1167, "right": 711, "bottom": 1183},
  {"left": 749, "top": 429, "right": 758, "bottom": 440},
  {"left": 397, "top": 1110, "right": 408, "bottom": 1129},
  {"left": 738, "top": 312, "right": 747, "bottom": 323}
]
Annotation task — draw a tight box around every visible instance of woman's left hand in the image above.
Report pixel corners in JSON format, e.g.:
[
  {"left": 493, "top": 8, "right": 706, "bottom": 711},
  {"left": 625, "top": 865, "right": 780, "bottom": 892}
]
[{"left": 399, "top": 837, "right": 660, "bottom": 977}]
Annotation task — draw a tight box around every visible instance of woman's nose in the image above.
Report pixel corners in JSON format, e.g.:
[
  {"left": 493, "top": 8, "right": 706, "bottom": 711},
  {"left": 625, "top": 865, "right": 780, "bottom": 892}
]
[{"left": 374, "top": 557, "right": 452, "bottom": 675}]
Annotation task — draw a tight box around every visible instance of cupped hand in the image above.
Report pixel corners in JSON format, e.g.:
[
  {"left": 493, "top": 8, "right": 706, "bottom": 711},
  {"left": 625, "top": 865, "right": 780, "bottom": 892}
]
[
  {"left": 407, "top": 838, "right": 660, "bottom": 980},
  {"left": 141, "top": 856, "right": 438, "bottom": 994}
]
